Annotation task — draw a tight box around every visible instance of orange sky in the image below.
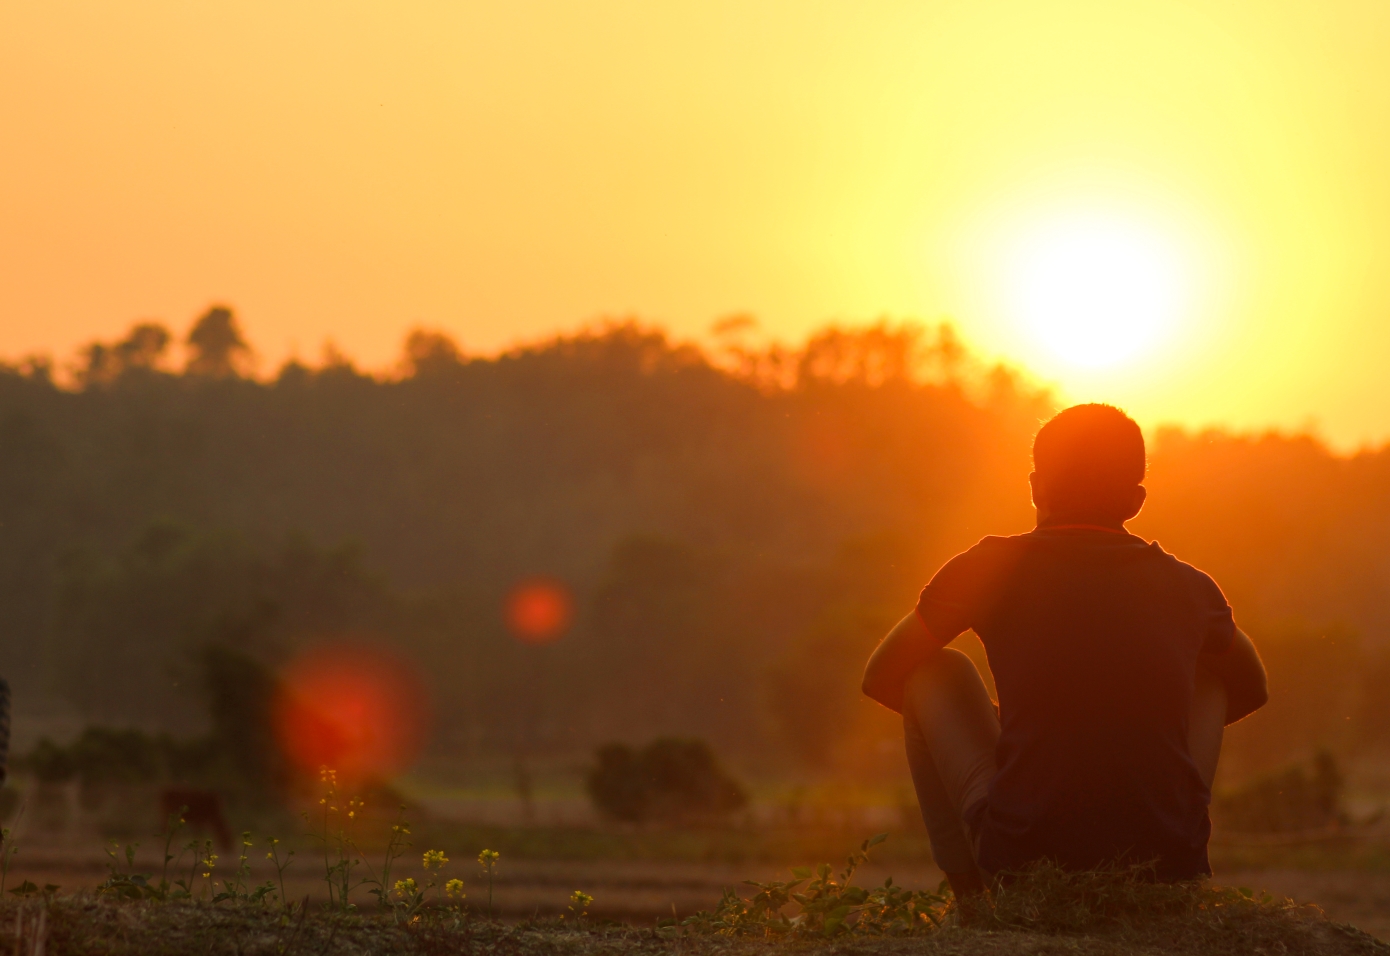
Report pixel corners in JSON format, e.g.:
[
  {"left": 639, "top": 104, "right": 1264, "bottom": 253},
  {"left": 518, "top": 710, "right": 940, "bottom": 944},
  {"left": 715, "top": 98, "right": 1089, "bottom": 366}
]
[{"left": 3, "top": 1, "right": 1390, "bottom": 447}]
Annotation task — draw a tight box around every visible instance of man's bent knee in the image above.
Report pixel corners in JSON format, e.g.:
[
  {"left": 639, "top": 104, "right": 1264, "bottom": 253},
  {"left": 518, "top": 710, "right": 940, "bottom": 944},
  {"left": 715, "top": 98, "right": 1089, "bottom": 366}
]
[{"left": 903, "top": 647, "right": 983, "bottom": 706}]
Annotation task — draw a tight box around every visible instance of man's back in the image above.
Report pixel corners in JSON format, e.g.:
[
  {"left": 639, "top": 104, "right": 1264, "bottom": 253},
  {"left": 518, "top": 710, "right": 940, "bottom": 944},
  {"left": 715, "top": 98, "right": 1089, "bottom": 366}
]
[{"left": 916, "top": 526, "right": 1236, "bottom": 880}]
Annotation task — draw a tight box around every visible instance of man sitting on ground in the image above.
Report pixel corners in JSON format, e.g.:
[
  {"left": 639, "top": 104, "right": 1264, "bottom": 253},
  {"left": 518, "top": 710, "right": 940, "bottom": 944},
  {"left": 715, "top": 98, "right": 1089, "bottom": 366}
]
[{"left": 862, "top": 404, "right": 1268, "bottom": 895}]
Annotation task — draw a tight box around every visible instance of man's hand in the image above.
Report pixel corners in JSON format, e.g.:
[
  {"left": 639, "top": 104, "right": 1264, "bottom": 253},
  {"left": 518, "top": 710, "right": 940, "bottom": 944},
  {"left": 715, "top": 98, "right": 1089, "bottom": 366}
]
[
  {"left": 862, "top": 612, "right": 941, "bottom": 713},
  {"left": 1201, "top": 628, "right": 1268, "bottom": 725}
]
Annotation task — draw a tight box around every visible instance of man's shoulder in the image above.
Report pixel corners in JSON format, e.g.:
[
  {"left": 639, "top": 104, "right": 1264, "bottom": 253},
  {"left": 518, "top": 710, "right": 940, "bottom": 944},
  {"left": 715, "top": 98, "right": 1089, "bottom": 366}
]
[
  {"left": 1130, "top": 540, "right": 1231, "bottom": 612},
  {"left": 1143, "top": 538, "right": 1214, "bottom": 574},
  {"left": 963, "top": 532, "right": 1033, "bottom": 554},
  {"left": 936, "top": 533, "right": 1033, "bottom": 582}
]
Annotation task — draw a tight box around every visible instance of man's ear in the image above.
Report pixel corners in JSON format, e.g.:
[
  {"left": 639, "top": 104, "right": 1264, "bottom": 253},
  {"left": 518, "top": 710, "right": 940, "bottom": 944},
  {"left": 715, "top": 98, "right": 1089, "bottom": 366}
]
[
  {"left": 1029, "top": 472, "right": 1042, "bottom": 508},
  {"left": 1122, "top": 484, "right": 1147, "bottom": 521}
]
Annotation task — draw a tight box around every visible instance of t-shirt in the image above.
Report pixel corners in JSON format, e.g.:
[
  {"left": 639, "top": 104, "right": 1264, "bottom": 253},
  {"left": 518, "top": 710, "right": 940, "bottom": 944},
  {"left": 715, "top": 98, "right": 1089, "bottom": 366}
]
[{"left": 915, "top": 526, "right": 1235, "bottom": 881}]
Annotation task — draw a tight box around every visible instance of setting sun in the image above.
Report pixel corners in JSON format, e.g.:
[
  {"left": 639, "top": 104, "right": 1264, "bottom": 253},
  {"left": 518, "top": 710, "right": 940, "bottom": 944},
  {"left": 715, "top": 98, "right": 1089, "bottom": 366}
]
[{"left": 1005, "top": 214, "right": 1189, "bottom": 370}]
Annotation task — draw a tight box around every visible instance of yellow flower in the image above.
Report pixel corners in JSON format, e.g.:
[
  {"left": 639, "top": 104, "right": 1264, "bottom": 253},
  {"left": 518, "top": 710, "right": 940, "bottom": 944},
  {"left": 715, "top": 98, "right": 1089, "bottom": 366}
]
[
  {"left": 422, "top": 849, "right": 448, "bottom": 870},
  {"left": 570, "top": 890, "right": 593, "bottom": 908},
  {"left": 478, "top": 849, "right": 500, "bottom": 867},
  {"left": 445, "top": 879, "right": 466, "bottom": 899},
  {"left": 393, "top": 878, "right": 417, "bottom": 897}
]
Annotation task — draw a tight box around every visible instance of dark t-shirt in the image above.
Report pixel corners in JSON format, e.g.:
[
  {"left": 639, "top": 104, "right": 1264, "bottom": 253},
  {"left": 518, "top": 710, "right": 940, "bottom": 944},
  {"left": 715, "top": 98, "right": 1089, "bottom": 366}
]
[{"left": 915, "top": 526, "right": 1235, "bottom": 880}]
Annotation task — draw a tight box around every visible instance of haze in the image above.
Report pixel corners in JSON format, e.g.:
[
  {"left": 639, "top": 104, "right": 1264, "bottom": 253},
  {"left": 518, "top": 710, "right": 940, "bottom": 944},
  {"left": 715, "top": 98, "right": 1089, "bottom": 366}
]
[{"left": 4, "top": 0, "right": 1390, "bottom": 446}]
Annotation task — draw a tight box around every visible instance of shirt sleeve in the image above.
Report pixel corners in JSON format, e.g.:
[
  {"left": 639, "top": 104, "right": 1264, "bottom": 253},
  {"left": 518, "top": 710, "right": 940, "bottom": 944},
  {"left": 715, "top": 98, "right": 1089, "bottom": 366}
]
[
  {"left": 1191, "top": 569, "right": 1236, "bottom": 656},
  {"left": 914, "top": 542, "right": 996, "bottom": 646}
]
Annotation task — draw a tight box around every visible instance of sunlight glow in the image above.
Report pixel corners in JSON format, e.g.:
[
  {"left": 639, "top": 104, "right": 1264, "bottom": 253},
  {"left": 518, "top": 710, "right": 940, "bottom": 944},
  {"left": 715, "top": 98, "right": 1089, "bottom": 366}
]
[{"left": 1006, "top": 214, "right": 1189, "bottom": 369}]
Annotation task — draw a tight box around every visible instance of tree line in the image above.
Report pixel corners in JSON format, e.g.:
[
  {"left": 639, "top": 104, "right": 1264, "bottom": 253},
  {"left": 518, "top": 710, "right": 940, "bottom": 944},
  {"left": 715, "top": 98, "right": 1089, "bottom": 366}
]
[{"left": 1, "top": 306, "right": 1387, "bottom": 782}]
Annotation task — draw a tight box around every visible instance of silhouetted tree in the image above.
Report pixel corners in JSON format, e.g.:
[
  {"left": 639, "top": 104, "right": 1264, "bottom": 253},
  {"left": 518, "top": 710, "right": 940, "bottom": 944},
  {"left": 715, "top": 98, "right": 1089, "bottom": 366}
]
[
  {"left": 402, "top": 329, "right": 464, "bottom": 378},
  {"left": 185, "top": 306, "right": 249, "bottom": 377},
  {"left": 76, "top": 322, "right": 172, "bottom": 386}
]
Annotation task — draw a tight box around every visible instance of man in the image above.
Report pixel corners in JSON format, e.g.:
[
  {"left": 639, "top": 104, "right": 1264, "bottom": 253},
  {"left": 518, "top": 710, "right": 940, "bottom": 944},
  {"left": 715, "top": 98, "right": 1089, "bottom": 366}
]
[{"left": 862, "top": 404, "right": 1267, "bottom": 895}]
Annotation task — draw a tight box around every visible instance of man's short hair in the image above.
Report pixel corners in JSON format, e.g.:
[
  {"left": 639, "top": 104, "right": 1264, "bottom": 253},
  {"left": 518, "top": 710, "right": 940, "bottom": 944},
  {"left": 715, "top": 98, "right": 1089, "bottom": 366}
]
[{"left": 1033, "top": 404, "right": 1145, "bottom": 521}]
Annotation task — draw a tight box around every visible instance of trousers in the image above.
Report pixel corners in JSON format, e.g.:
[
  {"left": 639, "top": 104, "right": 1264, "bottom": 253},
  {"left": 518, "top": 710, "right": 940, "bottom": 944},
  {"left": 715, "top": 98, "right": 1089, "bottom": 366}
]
[{"left": 902, "top": 648, "right": 1226, "bottom": 877}]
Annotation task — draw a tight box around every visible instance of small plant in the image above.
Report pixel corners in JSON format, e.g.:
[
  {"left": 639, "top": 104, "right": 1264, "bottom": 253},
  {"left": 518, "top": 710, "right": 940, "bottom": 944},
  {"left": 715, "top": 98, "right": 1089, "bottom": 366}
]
[
  {"left": 365, "top": 809, "right": 412, "bottom": 910},
  {"left": 174, "top": 838, "right": 212, "bottom": 899},
  {"left": 678, "top": 834, "right": 947, "bottom": 938},
  {"left": 391, "top": 877, "right": 426, "bottom": 924},
  {"left": 266, "top": 837, "right": 296, "bottom": 915},
  {"left": 478, "top": 849, "right": 500, "bottom": 919},
  {"left": 213, "top": 831, "right": 275, "bottom": 904},
  {"left": 97, "top": 808, "right": 204, "bottom": 902},
  {"left": 200, "top": 846, "right": 218, "bottom": 899},
  {"left": 306, "top": 767, "right": 365, "bottom": 910},
  {"left": 568, "top": 890, "right": 593, "bottom": 921},
  {"left": 422, "top": 849, "right": 449, "bottom": 902},
  {"left": 97, "top": 841, "right": 158, "bottom": 901},
  {"left": 157, "top": 805, "right": 187, "bottom": 898}
]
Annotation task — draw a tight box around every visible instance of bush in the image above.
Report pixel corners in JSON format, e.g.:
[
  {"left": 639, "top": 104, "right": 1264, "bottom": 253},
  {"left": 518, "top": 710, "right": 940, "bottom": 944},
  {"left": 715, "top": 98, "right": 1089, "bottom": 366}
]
[{"left": 586, "top": 738, "right": 747, "bottom": 823}]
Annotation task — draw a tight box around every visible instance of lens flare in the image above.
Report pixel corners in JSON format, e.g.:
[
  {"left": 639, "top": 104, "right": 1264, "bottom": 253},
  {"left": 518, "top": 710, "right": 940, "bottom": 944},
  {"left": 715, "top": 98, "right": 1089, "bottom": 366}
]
[
  {"left": 273, "top": 643, "right": 429, "bottom": 781},
  {"left": 504, "top": 578, "right": 573, "bottom": 645}
]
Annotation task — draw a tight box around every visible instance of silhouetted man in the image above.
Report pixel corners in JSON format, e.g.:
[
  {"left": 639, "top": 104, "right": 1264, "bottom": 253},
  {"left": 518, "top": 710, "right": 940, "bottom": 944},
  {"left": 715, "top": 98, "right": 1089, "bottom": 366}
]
[{"left": 862, "top": 404, "right": 1267, "bottom": 895}]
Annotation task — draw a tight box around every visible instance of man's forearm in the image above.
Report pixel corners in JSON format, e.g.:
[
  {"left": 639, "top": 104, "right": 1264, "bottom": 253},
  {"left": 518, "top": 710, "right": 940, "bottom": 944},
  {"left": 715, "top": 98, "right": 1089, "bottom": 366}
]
[{"left": 862, "top": 612, "right": 938, "bottom": 714}]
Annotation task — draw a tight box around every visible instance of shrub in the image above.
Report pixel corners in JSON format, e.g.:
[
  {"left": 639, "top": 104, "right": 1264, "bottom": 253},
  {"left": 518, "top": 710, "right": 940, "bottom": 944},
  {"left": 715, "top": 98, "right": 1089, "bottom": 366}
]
[{"left": 586, "top": 738, "right": 747, "bottom": 823}]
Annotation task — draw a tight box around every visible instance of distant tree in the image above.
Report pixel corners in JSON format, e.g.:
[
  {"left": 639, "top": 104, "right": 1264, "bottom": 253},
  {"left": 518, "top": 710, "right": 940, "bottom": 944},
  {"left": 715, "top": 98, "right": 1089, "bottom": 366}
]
[
  {"left": 116, "top": 323, "right": 171, "bottom": 370},
  {"left": 47, "top": 521, "right": 397, "bottom": 730},
  {"left": 402, "top": 329, "right": 464, "bottom": 378},
  {"left": 76, "top": 322, "right": 172, "bottom": 387},
  {"left": 185, "top": 306, "right": 250, "bottom": 377},
  {"left": 202, "top": 644, "right": 289, "bottom": 798}
]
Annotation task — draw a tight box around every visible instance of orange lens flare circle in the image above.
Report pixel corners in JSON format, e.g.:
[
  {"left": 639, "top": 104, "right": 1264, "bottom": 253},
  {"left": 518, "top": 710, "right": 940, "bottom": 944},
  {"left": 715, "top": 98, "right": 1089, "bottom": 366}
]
[
  {"left": 273, "top": 644, "right": 429, "bottom": 782},
  {"left": 505, "top": 578, "right": 573, "bottom": 645}
]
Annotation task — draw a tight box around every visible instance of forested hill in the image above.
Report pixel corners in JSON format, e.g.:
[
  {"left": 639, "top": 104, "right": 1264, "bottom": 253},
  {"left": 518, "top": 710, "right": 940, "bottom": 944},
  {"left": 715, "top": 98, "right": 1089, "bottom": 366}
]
[{"left": 2, "top": 309, "right": 1388, "bottom": 775}]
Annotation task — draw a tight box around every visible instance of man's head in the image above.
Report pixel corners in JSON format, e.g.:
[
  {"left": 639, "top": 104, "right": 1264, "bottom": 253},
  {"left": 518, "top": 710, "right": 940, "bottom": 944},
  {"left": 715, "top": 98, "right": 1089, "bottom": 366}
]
[{"left": 1030, "top": 404, "right": 1146, "bottom": 526}]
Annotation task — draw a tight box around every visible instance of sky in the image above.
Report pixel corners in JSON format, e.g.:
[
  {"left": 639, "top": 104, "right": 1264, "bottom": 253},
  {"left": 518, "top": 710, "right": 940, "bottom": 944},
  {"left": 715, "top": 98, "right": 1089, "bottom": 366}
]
[{"left": 3, "top": 0, "right": 1390, "bottom": 447}]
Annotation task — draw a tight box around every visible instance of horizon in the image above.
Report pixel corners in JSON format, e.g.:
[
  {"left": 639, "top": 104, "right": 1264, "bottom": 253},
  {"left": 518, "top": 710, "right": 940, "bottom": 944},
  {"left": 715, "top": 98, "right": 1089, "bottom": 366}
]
[{"left": 13, "top": 307, "right": 1380, "bottom": 456}]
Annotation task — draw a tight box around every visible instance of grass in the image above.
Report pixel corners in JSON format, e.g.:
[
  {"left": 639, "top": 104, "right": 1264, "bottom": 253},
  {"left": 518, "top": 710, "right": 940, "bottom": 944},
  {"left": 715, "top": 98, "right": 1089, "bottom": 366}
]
[{"left": 3, "top": 863, "right": 1383, "bottom": 956}]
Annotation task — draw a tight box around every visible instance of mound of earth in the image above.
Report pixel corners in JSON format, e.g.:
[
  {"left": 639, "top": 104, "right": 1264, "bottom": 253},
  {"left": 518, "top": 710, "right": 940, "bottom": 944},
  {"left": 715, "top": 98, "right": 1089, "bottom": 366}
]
[{"left": 3, "top": 885, "right": 1382, "bottom": 956}]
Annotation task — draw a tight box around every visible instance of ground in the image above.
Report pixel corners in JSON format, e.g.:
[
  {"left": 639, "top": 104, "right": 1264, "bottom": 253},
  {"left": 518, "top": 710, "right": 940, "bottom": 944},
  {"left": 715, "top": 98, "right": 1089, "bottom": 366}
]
[
  {"left": 10, "top": 784, "right": 1390, "bottom": 953},
  {"left": 4, "top": 872, "right": 1384, "bottom": 956}
]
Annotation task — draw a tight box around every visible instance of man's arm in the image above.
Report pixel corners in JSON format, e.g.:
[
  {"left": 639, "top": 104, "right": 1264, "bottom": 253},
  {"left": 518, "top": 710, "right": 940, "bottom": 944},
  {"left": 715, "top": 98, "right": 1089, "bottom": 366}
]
[
  {"left": 1201, "top": 627, "right": 1268, "bottom": 725},
  {"left": 862, "top": 612, "right": 943, "bottom": 714}
]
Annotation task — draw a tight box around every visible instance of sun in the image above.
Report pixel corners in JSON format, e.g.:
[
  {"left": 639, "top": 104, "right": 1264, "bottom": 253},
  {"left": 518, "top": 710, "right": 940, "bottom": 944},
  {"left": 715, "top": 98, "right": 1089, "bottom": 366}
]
[{"left": 1005, "top": 213, "right": 1188, "bottom": 369}]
